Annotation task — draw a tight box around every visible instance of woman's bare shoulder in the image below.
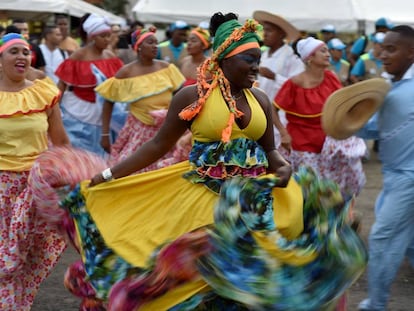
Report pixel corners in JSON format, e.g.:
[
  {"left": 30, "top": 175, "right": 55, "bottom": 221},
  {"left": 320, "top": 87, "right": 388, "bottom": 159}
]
[{"left": 171, "top": 84, "right": 199, "bottom": 110}]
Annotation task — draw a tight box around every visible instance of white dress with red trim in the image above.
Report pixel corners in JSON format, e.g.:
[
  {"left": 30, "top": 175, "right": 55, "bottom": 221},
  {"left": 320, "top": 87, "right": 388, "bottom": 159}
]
[{"left": 55, "top": 58, "right": 123, "bottom": 156}]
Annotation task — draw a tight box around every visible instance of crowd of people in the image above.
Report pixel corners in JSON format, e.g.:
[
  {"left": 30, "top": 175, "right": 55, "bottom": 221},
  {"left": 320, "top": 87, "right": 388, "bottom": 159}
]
[{"left": 0, "top": 7, "right": 413, "bottom": 311}]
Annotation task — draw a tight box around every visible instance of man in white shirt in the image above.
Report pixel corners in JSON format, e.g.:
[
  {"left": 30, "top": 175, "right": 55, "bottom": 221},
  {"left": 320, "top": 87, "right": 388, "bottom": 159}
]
[
  {"left": 253, "top": 11, "right": 305, "bottom": 148},
  {"left": 253, "top": 10, "right": 305, "bottom": 103},
  {"left": 39, "top": 25, "right": 67, "bottom": 84}
]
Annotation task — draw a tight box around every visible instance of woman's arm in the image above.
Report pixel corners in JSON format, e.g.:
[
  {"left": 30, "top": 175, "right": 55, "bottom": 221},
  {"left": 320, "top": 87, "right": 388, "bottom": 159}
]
[
  {"left": 90, "top": 85, "right": 198, "bottom": 186},
  {"left": 47, "top": 104, "right": 70, "bottom": 146},
  {"left": 252, "top": 88, "right": 292, "bottom": 187},
  {"left": 272, "top": 106, "right": 291, "bottom": 153},
  {"left": 101, "top": 100, "right": 114, "bottom": 153}
]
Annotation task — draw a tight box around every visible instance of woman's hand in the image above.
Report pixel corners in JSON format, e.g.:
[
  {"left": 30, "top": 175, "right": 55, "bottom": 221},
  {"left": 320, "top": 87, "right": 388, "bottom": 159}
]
[
  {"left": 89, "top": 173, "right": 105, "bottom": 187},
  {"left": 280, "top": 132, "right": 292, "bottom": 154},
  {"left": 275, "top": 163, "right": 292, "bottom": 188}
]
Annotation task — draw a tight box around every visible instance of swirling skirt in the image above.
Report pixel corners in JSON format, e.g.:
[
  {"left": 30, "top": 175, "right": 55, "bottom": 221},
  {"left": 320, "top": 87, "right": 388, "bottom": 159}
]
[{"left": 29, "top": 148, "right": 368, "bottom": 311}]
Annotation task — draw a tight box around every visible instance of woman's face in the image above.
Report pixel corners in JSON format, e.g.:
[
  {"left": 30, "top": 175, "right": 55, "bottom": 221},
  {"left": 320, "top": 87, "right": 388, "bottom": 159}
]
[
  {"left": 92, "top": 31, "right": 112, "bottom": 49},
  {"left": 0, "top": 44, "right": 31, "bottom": 81},
  {"left": 310, "top": 44, "right": 331, "bottom": 67},
  {"left": 139, "top": 35, "right": 158, "bottom": 59},
  {"left": 222, "top": 48, "right": 261, "bottom": 89},
  {"left": 186, "top": 33, "right": 205, "bottom": 56}
]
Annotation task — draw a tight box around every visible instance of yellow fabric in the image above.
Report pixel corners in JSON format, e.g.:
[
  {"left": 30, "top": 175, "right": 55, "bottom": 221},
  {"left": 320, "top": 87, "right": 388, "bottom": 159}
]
[
  {"left": 0, "top": 79, "right": 59, "bottom": 171},
  {"left": 95, "top": 64, "right": 185, "bottom": 125},
  {"left": 0, "top": 78, "right": 59, "bottom": 117},
  {"left": 140, "top": 279, "right": 210, "bottom": 311},
  {"left": 191, "top": 87, "right": 267, "bottom": 142},
  {"left": 81, "top": 161, "right": 304, "bottom": 268}
]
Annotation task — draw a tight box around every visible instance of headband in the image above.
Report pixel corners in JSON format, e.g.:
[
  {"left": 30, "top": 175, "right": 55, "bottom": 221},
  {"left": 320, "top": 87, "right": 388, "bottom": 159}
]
[
  {"left": 190, "top": 27, "right": 211, "bottom": 49},
  {"left": 213, "top": 19, "right": 261, "bottom": 61},
  {"left": 0, "top": 33, "right": 29, "bottom": 54},
  {"left": 132, "top": 27, "right": 157, "bottom": 51}
]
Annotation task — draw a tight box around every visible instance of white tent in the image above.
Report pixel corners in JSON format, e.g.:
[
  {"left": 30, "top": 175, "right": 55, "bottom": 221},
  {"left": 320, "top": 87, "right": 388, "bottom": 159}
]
[
  {"left": 132, "top": 0, "right": 414, "bottom": 33},
  {"left": 0, "top": 0, "right": 125, "bottom": 25}
]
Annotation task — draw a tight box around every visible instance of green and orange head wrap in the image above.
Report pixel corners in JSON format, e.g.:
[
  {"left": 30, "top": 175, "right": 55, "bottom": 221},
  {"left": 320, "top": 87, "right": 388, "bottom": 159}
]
[
  {"left": 179, "top": 18, "right": 262, "bottom": 143},
  {"left": 190, "top": 27, "right": 211, "bottom": 49},
  {"left": 132, "top": 26, "right": 157, "bottom": 51},
  {"left": 212, "top": 19, "right": 261, "bottom": 61},
  {"left": 0, "top": 33, "right": 29, "bottom": 54}
]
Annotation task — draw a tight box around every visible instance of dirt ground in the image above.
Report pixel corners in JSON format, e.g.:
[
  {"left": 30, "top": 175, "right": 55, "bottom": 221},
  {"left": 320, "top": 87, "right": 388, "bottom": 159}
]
[{"left": 31, "top": 153, "right": 414, "bottom": 311}]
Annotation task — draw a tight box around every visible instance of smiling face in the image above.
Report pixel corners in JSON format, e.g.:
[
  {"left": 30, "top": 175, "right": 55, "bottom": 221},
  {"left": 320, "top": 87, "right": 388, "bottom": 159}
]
[
  {"left": 221, "top": 48, "right": 261, "bottom": 89},
  {"left": 0, "top": 43, "right": 31, "bottom": 82},
  {"left": 380, "top": 31, "right": 414, "bottom": 80}
]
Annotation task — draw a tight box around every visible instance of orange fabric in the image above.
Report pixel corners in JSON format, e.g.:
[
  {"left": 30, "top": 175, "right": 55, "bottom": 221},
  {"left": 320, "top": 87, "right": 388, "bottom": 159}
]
[{"left": 225, "top": 42, "right": 260, "bottom": 58}]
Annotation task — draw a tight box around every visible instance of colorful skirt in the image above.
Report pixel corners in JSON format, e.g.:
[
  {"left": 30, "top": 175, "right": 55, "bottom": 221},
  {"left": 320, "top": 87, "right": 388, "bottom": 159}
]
[
  {"left": 0, "top": 170, "right": 66, "bottom": 311},
  {"left": 277, "top": 136, "right": 367, "bottom": 196},
  {"left": 29, "top": 147, "right": 368, "bottom": 311}
]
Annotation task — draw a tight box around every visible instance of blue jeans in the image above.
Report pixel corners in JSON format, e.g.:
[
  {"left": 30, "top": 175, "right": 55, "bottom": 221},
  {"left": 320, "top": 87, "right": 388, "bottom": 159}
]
[{"left": 366, "top": 170, "right": 414, "bottom": 310}]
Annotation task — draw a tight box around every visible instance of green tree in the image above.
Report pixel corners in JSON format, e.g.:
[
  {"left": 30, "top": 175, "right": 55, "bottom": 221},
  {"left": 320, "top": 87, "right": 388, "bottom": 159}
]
[{"left": 99, "top": 0, "right": 129, "bottom": 17}]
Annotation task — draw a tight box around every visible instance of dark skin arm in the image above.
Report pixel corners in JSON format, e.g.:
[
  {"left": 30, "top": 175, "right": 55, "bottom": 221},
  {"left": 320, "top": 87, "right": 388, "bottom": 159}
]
[
  {"left": 90, "top": 85, "right": 292, "bottom": 187},
  {"left": 47, "top": 104, "right": 71, "bottom": 146},
  {"left": 100, "top": 100, "right": 114, "bottom": 153},
  {"left": 250, "top": 88, "right": 292, "bottom": 187},
  {"left": 89, "top": 85, "right": 196, "bottom": 186},
  {"left": 272, "top": 106, "right": 292, "bottom": 152}
]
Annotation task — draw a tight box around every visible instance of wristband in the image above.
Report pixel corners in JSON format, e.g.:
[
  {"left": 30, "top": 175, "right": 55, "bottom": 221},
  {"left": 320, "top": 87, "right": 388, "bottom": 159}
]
[{"left": 101, "top": 168, "right": 113, "bottom": 181}]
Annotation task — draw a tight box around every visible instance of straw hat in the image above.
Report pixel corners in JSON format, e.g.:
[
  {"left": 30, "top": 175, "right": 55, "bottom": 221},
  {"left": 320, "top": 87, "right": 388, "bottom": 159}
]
[
  {"left": 322, "top": 78, "right": 391, "bottom": 140},
  {"left": 253, "top": 10, "right": 300, "bottom": 41}
]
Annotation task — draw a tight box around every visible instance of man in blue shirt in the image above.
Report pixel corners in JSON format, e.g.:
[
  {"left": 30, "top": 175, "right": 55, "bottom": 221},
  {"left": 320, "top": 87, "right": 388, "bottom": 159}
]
[
  {"left": 328, "top": 38, "right": 350, "bottom": 85},
  {"left": 157, "top": 20, "right": 190, "bottom": 67},
  {"left": 350, "top": 32, "right": 385, "bottom": 83},
  {"left": 358, "top": 25, "right": 414, "bottom": 311},
  {"left": 349, "top": 17, "right": 393, "bottom": 67}
]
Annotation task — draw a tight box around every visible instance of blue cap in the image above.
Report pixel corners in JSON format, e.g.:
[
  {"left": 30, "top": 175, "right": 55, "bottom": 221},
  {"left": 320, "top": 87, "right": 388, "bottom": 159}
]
[
  {"left": 321, "top": 24, "right": 336, "bottom": 33},
  {"left": 169, "top": 20, "right": 190, "bottom": 32},
  {"left": 375, "top": 17, "right": 393, "bottom": 29},
  {"left": 372, "top": 32, "right": 385, "bottom": 44},
  {"left": 327, "top": 38, "right": 346, "bottom": 50}
]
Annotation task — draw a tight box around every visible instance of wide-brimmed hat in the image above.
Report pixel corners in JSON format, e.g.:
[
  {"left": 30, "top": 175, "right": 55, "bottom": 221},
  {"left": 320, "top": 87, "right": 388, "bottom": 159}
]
[
  {"left": 322, "top": 78, "right": 391, "bottom": 140},
  {"left": 253, "top": 10, "right": 300, "bottom": 41}
]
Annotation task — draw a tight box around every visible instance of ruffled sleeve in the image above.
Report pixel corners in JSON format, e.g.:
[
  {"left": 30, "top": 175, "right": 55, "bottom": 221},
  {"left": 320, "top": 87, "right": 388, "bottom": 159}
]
[
  {"left": 0, "top": 78, "right": 60, "bottom": 118},
  {"left": 275, "top": 70, "right": 342, "bottom": 117},
  {"left": 95, "top": 64, "right": 185, "bottom": 103},
  {"left": 55, "top": 58, "right": 123, "bottom": 87},
  {"left": 166, "top": 64, "right": 186, "bottom": 91},
  {"left": 274, "top": 80, "right": 295, "bottom": 112}
]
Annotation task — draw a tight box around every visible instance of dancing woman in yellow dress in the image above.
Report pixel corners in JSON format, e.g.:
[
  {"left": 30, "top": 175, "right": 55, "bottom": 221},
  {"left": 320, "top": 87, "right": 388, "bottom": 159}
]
[{"left": 31, "top": 12, "right": 367, "bottom": 311}]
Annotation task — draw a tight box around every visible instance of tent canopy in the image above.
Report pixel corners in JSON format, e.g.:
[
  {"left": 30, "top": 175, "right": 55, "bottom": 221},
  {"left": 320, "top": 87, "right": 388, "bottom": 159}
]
[
  {"left": 132, "top": 0, "right": 414, "bottom": 33},
  {"left": 0, "top": 0, "right": 125, "bottom": 25}
]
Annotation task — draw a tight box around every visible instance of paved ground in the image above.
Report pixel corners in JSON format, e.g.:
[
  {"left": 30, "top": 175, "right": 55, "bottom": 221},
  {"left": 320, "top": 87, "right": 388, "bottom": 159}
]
[{"left": 32, "top": 154, "right": 414, "bottom": 310}]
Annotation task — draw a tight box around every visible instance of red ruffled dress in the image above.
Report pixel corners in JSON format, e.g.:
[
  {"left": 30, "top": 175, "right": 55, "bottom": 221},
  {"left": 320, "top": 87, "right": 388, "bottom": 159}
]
[
  {"left": 275, "top": 70, "right": 366, "bottom": 195},
  {"left": 55, "top": 58, "right": 123, "bottom": 155}
]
